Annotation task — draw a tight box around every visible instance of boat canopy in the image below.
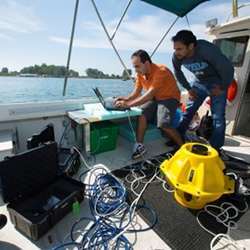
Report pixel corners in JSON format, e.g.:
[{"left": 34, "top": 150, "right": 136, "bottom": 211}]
[{"left": 140, "top": 0, "right": 209, "bottom": 17}]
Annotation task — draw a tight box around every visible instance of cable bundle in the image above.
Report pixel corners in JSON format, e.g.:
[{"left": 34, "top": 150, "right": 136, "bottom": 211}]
[
  {"left": 89, "top": 173, "right": 127, "bottom": 217},
  {"left": 70, "top": 217, "right": 132, "bottom": 249},
  {"left": 53, "top": 163, "right": 158, "bottom": 250},
  {"left": 197, "top": 199, "right": 249, "bottom": 250}
]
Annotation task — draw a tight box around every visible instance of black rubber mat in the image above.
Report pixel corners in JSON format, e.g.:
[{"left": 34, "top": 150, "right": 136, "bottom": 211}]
[{"left": 113, "top": 165, "right": 249, "bottom": 250}]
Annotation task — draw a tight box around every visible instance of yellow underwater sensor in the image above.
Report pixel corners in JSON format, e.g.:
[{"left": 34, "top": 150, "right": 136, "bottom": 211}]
[{"left": 160, "top": 143, "right": 235, "bottom": 209}]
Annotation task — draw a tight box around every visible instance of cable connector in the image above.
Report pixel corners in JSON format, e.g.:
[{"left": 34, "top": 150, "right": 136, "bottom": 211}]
[{"left": 237, "top": 177, "right": 250, "bottom": 196}]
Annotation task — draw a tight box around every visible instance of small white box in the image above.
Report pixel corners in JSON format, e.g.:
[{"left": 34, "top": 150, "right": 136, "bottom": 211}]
[{"left": 0, "top": 130, "right": 14, "bottom": 161}]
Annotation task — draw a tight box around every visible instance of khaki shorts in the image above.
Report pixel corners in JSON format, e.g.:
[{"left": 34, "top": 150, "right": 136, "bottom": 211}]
[{"left": 140, "top": 99, "right": 179, "bottom": 128}]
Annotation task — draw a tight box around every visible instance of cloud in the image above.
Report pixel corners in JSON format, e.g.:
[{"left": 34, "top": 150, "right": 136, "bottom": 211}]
[
  {"left": 49, "top": 13, "right": 210, "bottom": 54},
  {"left": 49, "top": 36, "right": 111, "bottom": 49},
  {"left": 50, "top": 1, "right": 249, "bottom": 53},
  {"left": 190, "top": 1, "right": 250, "bottom": 23},
  {"left": 0, "top": 33, "right": 12, "bottom": 40},
  {"left": 50, "top": 15, "right": 172, "bottom": 51},
  {"left": 0, "top": 0, "right": 43, "bottom": 37}
]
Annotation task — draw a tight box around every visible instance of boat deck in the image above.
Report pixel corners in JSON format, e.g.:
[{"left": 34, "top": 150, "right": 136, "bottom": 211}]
[{"left": 0, "top": 135, "right": 250, "bottom": 250}]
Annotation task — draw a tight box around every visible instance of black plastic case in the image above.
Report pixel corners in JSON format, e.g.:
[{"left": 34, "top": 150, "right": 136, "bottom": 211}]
[{"left": 0, "top": 142, "right": 85, "bottom": 240}]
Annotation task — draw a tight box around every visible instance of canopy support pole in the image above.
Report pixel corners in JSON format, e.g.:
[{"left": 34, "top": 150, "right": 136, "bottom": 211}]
[
  {"left": 232, "top": 0, "right": 238, "bottom": 17},
  {"left": 150, "top": 16, "right": 179, "bottom": 58},
  {"left": 90, "top": 0, "right": 132, "bottom": 80},
  {"left": 185, "top": 15, "right": 191, "bottom": 29},
  {"left": 111, "top": 0, "right": 133, "bottom": 41},
  {"left": 63, "top": 0, "right": 79, "bottom": 96}
]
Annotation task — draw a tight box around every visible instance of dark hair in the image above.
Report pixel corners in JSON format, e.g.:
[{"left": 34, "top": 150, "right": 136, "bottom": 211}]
[
  {"left": 172, "top": 30, "right": 197, "bottom": 46},
  {"left": 131, "top": 50, "right": 152, "bottom": 64}
]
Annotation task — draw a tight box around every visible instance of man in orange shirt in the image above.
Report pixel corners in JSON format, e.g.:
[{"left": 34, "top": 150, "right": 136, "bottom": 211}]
[{"left": 115, "top": 50, "right": 184, "bottom": 159}]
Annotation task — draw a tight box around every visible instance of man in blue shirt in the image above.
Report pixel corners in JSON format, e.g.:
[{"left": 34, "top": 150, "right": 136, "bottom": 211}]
[{"left": 172, "top": 30, "right": 234, "bottom": 150}]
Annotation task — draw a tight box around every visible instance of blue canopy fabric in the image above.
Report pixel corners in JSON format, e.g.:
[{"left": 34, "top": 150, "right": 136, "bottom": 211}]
[{"left": 140, "top": 0, "right": 209, "bottom": 17}]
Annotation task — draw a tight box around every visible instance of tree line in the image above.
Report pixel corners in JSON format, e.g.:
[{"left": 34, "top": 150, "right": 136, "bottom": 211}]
[
  {"left": 20, "top": 64, "right": 79, "bottom": 77},
  {"left": 85, "top": 68, "right": 132, "bottom": 80},
  {"left": 0, "top": 65, "right": 132, "bottom": 80}
]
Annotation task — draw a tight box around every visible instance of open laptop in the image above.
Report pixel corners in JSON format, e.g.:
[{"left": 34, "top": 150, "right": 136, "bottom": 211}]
[{"left": 93, "top": 87, "right": 130, "bottom": 111}]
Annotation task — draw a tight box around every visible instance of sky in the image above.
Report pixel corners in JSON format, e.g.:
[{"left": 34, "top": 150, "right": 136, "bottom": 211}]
[{"left": 0, "top": 0, "right": 250, "bottom": 76}]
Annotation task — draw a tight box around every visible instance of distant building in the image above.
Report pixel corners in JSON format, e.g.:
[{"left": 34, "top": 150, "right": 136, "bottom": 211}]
[{"left": 19, "top": 73, "right": 38, "bottom": 77}]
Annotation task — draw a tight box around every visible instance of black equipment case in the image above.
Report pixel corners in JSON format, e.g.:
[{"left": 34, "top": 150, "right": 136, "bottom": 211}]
[{"left": 0, "top": 142, "right": 85, "bottom": 240}]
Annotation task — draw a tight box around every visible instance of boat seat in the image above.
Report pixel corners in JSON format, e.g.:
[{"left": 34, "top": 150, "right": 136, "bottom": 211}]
[
  {"left": 0, "top": 130, "right": 14, "bottom": 161},
  {"left": 119, "top": 122, "right": 162, "bottom": 142}
]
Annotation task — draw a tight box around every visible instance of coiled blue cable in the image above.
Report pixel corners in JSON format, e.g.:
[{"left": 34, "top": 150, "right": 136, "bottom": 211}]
[
  {"left": 89, "top": 173, "right": 127, "bottom": 217},
  {"left": 53, "top": 171, "right": 157, "bottom": 250}
]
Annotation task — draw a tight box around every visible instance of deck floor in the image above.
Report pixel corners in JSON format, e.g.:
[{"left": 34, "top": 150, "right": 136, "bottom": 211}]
[
  {"left": 0, "top": 135, "right": 250, "bottom": 250},
  {"left": 0, "top": 137, "right": 173, "bottom": 250}
]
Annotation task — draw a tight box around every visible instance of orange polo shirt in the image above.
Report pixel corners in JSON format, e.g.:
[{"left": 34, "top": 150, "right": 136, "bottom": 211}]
[{"left": 135, "top": 63, "right": 180, "bottom": 101}]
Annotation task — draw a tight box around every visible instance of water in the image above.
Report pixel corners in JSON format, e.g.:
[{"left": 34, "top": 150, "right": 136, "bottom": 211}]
[{"left": 0, "top": 77, "right": 134, "bottom": 104}]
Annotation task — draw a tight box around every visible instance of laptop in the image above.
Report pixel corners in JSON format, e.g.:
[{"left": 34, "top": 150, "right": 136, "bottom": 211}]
[{"left": 93, "top": 87, "right": 130, "bottom": 111}]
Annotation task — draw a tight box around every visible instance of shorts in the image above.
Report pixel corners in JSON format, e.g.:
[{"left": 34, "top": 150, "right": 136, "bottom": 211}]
[{"left": 141, "top": 99, "right": 179, "bottom": 128}]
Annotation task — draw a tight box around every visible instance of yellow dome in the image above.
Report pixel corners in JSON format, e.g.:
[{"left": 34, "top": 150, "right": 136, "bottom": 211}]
[{"left": 160, "top": 143, "right": 235, "bottom": 209}]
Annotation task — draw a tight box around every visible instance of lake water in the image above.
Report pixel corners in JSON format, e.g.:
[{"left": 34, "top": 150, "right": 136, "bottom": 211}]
[
  {"left": 0, "top": 76, "right": 184, "bottom": 104},
  {"left": 0, "top": 77, "right": 134, "bottom": 104}
]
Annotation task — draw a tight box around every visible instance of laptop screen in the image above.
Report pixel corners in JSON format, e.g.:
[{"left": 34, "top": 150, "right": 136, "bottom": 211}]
[{"left": 93, "top": 88, "right": 106, "bottom": 107}]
